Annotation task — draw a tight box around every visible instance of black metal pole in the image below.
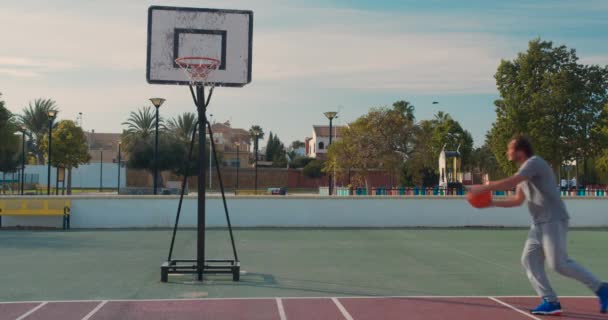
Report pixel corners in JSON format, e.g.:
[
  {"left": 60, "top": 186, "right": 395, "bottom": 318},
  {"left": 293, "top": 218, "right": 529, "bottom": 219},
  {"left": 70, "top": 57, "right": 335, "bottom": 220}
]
[
  {"left": 47, "top": 120, "right": 52, "bottom": 196},
  {"left": 197, "top": 85, "right": 207, "bottom": 281},
  {"left": 117, "top": 143, "right": 121, "bottom": 194},
  {"left": 21, "top": 131, "right": 25, "bottom": 195},
  {"left": 236, "top": 145, "right": 239, "bottom": 191},
  {"left": 328, "top": 118, "right": 333, "bottom": 196},
  {"left": 154, "top": 106, "right": 160, "bottom": 195},
  {"left": 254, "top": 137, "right": 258, "bottom": 193},
  {"left": 100, "top": 150, "right": 103, "bottom": 192}
]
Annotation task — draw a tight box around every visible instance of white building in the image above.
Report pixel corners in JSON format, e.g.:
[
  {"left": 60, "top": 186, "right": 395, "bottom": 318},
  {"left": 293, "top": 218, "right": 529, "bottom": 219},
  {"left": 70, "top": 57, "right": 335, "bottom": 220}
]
[{"left": 305, "top": 125, "right": 346, "bottom": 159}]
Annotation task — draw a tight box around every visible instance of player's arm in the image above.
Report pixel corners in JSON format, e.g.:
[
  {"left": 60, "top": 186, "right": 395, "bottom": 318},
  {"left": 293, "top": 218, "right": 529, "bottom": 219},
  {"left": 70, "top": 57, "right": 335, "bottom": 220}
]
[
  {"left": 492, "top": 185, "right": 525, "bottom": 208},
  {"left": 470, "top": 174, "right": 527, "bottom": 194}
]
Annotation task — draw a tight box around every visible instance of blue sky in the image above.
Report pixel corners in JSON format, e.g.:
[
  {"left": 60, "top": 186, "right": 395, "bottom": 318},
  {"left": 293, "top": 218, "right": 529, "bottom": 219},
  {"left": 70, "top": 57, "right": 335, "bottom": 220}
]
[{"left": 1, "top": 0, "right": 607, "bottom": 147}]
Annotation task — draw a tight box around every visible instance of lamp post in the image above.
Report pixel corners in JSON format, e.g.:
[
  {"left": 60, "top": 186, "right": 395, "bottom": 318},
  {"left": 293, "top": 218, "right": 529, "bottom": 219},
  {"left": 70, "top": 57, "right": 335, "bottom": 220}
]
[
  {"left": 150, "top": 98, "right": 165, "bottom": 195},
  {"left": 47, "top": 110, "right": 57, "bottom": 196},
  {"left": 323, "top": 111, "right": 337, "bottom": 196},
  {"left": 235, "top": 142, "right": 240, "bottom": 191},
  {"left": 20, "top": 127, "right": 27, "bottom": 195},
  {"left": 117, "top": 142, "right": 121, "bottom": 195},
  {"left": 251, "top": 129, "right": 261, "bottom": 193},
  {"left": 209, "top": 114, "right": 213, "bottom": 191}
]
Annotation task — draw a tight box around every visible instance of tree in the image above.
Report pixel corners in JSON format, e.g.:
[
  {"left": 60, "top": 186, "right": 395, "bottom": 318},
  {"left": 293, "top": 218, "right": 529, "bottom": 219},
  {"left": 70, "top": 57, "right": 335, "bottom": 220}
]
[
  {"left": 39, "top": 120, "right": 91, "bottom": 194},
  {"left": 122, "top": 106, "right": 162, "bottom": 141},
  {"left": 490, "top": 38, "right": 608, "bottom": 178},
  {"left": 0, "top": 94, "right": 20, "bottom": 179},
  {"left": 303, "top": 159, "right": 324, "bottom": 178},
  {"left": 430, "top": 111, "right": 474, "bottom": 170},
  {"left": 265, "top": 132, "right": 287, "bottom": 167},
  {"left": 167, "top": 112, "right": 197, "bottom": 143},
  {"left": 326, "top": 102, "right": 417, "bottom": 187},
  {"left": 19, "top": 98, "right": 59, "bottom": 164},
  {"left": 392, "top": 100, "right": 415, "bottom": 122},
  {"left": 249, "top": 125, "right": 265, "bottom": 161},
  {"left": 290, "top": 140, "right": 305, "bottom": 150}
]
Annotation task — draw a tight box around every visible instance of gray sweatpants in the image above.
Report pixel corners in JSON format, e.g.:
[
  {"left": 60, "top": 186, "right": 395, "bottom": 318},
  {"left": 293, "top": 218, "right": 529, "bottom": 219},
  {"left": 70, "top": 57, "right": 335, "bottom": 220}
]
[{"left": 522, "top": 219, "right": 602, "bottom": 302}]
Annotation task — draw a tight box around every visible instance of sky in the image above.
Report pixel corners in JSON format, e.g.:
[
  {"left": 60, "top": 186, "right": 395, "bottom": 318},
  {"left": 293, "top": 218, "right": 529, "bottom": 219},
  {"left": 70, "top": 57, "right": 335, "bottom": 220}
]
[{"left": 1, "top": 0, "right": 608, "bottom": 147}]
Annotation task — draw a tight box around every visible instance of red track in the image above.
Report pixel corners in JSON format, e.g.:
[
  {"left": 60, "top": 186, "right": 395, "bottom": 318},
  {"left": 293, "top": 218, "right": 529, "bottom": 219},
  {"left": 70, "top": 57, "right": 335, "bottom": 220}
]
[{"left": 0, "top": 296, "right": 604, "bottom": 320}]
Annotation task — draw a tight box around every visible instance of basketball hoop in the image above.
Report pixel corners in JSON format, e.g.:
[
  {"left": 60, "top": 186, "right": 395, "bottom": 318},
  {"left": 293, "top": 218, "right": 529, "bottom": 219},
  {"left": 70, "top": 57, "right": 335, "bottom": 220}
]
[{"left": 175, "top": 57, "right": 220, "bottom": 85}]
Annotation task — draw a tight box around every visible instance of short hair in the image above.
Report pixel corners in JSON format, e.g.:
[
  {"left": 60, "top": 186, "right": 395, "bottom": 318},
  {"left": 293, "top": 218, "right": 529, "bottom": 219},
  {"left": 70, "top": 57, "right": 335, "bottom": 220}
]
[{"left": 511, "top": 136, "right": 534, "bottom": 157}]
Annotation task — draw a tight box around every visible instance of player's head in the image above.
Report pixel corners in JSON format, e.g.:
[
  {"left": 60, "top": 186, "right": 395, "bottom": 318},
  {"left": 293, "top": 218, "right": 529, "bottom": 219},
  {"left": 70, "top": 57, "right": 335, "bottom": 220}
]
[{"left": 508, "top": 136, "right": 534, "bottom": 163}]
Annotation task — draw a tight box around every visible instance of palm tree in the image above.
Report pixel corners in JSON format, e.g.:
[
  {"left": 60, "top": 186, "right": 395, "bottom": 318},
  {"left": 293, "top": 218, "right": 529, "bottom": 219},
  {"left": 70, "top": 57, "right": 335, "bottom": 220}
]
[
  {"left": 167, "top": 112, "right": 198, "bottom": 142},
  {"left": 392, "top": 100, "right": 416, "bottom": 122},
  {"left": 19, "top": 98, "right": 59, "bottom": 164},
  {"left": 249, "top": 125, "right": 265, "bottom": 157},
  {"left": 122, "top": 106, "right": 161, "bottom": 140}
]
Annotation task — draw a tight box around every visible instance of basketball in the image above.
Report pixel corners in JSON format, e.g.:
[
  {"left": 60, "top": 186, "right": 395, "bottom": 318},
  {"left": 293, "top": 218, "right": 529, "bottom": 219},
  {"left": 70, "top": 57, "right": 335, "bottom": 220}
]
[{"left": 466, "top": 191, "right": 493, "bottom": 209}]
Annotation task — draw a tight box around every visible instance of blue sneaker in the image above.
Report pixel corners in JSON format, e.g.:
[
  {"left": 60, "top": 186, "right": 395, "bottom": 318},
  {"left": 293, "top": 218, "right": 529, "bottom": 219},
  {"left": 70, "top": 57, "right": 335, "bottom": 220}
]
[
  {"left": 530, "top": 299, "right": 562, "bottom": 316},
  {"left": 597, "top": 283, "right": 608, "bottom": 314}
]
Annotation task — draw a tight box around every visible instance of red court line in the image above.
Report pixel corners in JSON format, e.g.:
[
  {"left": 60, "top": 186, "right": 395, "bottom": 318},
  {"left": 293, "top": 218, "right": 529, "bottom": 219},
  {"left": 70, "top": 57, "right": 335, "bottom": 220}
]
[
  {"left": 499, "top": 297, "right": 605, "bottom": 320},
  {"left": 87, "top": 299, "right": 280, "bottom": 320},
  {"left": 338, "top": 297, "right": 535, "bottom": 320},
  {"left": 0, "top": 303, "right": 40, "bottom": 320},
  {"left": 282, "top": 298, "right": 347, "bottom": 320}
]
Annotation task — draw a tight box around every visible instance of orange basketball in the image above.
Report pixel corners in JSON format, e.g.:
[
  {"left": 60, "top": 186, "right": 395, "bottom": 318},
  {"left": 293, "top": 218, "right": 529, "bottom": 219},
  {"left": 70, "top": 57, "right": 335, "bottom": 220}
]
[{"left": 466, "top": 191, "right": 493, "bottom": 209}]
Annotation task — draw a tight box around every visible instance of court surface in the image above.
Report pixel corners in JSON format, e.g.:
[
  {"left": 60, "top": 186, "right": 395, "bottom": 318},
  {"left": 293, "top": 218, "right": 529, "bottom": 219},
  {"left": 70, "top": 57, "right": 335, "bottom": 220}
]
[{"left": 1, "top": 228, "right": 607, "bottom": 319}]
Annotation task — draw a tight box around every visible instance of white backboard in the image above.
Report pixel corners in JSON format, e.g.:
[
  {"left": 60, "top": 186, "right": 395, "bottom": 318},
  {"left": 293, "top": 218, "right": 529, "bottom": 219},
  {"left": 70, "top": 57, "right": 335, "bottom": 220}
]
[{"left": 146, "top": 6, "right": 253, "bottom": 86}]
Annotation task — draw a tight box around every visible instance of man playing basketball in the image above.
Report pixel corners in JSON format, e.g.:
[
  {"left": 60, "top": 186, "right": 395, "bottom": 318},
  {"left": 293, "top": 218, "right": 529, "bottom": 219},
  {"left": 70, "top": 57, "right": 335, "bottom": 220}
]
[{"left": 469, "top": 136, "right": 608, "bottom": 315}]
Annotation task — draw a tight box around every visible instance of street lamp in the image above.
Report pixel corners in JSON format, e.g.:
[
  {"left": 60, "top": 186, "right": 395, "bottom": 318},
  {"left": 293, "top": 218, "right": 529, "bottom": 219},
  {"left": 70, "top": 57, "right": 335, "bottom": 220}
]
[
  {"left": 117, "top": 141, "right": 122, "bottom": 195},
  {"left": 47, "top": 110, "right": 57, "bottom": 196},
  {"left": 149, "top": 97, "right": 165, "bottom": 195},
  {"left": 235, "top": 141, "right": 240, "bottom": 192},
  {"left": 15, "top": 127, "right": 27, "bottom": 195},
  {"left": 209, "top": 114, "right": 213, "bottom": 190},
  {"left": 324, "top": 111, "right": 338, "bottom": 196},
  {"left": 251, "top": 129, "right": 262, "bottom": 193}
]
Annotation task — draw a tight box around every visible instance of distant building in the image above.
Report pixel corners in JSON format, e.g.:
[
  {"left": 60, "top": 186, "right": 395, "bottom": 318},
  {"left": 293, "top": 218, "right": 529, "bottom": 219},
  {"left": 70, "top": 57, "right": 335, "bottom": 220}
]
[
  {"left": 208, "top": 121, "right": 251, "bottom": 168},
  {"left": 85, "top": 130, "right": 121, "bottom": 163},
  {"left": 305, "top": 125, "right": 346, "bottom": 160}
]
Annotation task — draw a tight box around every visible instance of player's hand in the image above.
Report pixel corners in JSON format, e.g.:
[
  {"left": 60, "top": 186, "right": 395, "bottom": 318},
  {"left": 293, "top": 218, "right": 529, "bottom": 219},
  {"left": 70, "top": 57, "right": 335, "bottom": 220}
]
[{"left": 468, "top": 185, "right": 486, "bottom": 195}]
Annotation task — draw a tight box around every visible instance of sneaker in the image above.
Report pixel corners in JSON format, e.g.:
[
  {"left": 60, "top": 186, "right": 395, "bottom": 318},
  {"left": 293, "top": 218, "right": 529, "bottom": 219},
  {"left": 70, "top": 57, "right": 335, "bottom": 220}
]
[
  {"left": 530, "top": 299, "right": 562, "bottom": 316},
  {"left": 597, "top": 283, "right": 608, "bottom": 314}
]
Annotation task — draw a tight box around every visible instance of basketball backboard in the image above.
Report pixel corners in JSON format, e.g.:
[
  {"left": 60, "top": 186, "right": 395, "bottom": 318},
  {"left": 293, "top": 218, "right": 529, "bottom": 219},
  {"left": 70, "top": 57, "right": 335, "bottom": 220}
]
[{"left": 146, "top": 6, "right": 253, "bottom": 86}]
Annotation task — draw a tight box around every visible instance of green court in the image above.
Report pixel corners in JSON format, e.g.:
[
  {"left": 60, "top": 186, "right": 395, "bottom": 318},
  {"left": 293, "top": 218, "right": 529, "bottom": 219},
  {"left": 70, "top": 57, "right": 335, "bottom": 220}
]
[{"left": 2, "top": 228, "right": 607, "bottom": 302}]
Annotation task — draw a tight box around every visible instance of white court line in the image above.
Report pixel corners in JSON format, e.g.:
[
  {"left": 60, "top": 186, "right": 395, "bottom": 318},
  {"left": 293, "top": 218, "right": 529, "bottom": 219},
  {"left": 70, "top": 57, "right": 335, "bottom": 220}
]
[
  {"left": 489, "top": 297, "right": 541, "bottom": 320},
  {"left": 275, "top": 298, "right": 287, "bottom": 320},
  {"left": 81, "top": 300, "right": 107, "bottom": 320},
  {"left": 331, "top": 298, "right": 354, "bottom": 320},
  {"left": 15, "top": 302, "right": 47, "bottom": 320},
  {"left": 0, "top": 295, "right": 596, "bottom": 304}
]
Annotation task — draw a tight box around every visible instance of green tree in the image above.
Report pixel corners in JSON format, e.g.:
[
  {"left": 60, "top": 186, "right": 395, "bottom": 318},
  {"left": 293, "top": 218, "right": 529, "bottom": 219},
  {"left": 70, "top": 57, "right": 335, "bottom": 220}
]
[
  {"left": 122, "top": 106, "right": 162, "bottom": 140},
  {"left": 19, "top": 98, "right": 59, "bottom": 164},
  {"left": 39, "top": 120, "right": 91, "bottom": 194},
  {"left": 303, "top": 159, "right": 324, "bottom": 178},
  {"left": 167, "top": 112, "right": 197, "bottom": 143},
  {"left": 290, "top": 140, "right": 305, "bottom": 150},
  {"left": 490, "top": 39, "right": 608, "bottom": 177},
  {"left": 326, "top": 102, "right": 417, "bottom": 187},
  {"left": 249, "top": 125, "right": 265, "bottom": 163},
  {"left": 430, "top": 111, "right": 474, "bottom": 170},
  {"left": 0, "top": 94, "right": 20, "bottom": 180},
  {"left": 392, "top": 100, "right": 416, "bottom": 122},
  {"left": 264, "top": 132, "right": 287, "bottom": 167}
]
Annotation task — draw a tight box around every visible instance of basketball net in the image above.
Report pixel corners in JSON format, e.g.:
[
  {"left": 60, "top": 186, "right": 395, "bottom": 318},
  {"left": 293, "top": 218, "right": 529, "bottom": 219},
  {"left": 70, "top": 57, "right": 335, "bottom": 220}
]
[{"left": 175, "top": 57, "right": 220, "bottom": 86}]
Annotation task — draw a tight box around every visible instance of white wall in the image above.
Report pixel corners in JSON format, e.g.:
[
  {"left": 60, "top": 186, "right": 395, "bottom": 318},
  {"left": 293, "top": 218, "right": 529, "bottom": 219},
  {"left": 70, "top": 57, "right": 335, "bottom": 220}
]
[
  {"left": 2, "top": 196, "right": 606, "bottom": 229},
  {"left": 21, "top": 163, "right": 126, "bottom": 189}
]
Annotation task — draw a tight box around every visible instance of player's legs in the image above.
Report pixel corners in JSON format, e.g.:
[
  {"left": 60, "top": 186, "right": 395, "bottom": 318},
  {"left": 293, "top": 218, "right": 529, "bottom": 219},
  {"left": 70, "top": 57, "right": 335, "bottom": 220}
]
[
  {"left": 540, "top": 220, "right": 602, "bottom": 292},
  {"left": 522, "top": 225, "right": 558, "bottom": 302}
]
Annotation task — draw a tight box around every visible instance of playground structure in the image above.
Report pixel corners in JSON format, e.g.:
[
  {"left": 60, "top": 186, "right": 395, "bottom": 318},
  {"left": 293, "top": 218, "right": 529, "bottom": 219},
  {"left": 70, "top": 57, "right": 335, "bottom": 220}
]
[{"left": 438, "top": 144, "right": 463, "bottom": 188}]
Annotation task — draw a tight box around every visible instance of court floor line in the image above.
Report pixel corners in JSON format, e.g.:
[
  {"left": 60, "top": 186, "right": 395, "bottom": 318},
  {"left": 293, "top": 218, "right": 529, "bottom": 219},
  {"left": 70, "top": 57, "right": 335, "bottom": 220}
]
[
  {"left": 0, "top": 295, "right": 596, "bottom": 304},
  {"left": 80, "top": 300, "right": 107, "bottom": 320},
  {"left": 14, "top": 302, "right": 47, "bottom": 320},
  {"left": 489, "top": 297, "right": 541, "bottom": 320},
  {"left": 275, "top": 298, "right": 287, "bottom": 320},
  {"left": 331, "top": 298, "right": 354, "bottom": 320}
]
